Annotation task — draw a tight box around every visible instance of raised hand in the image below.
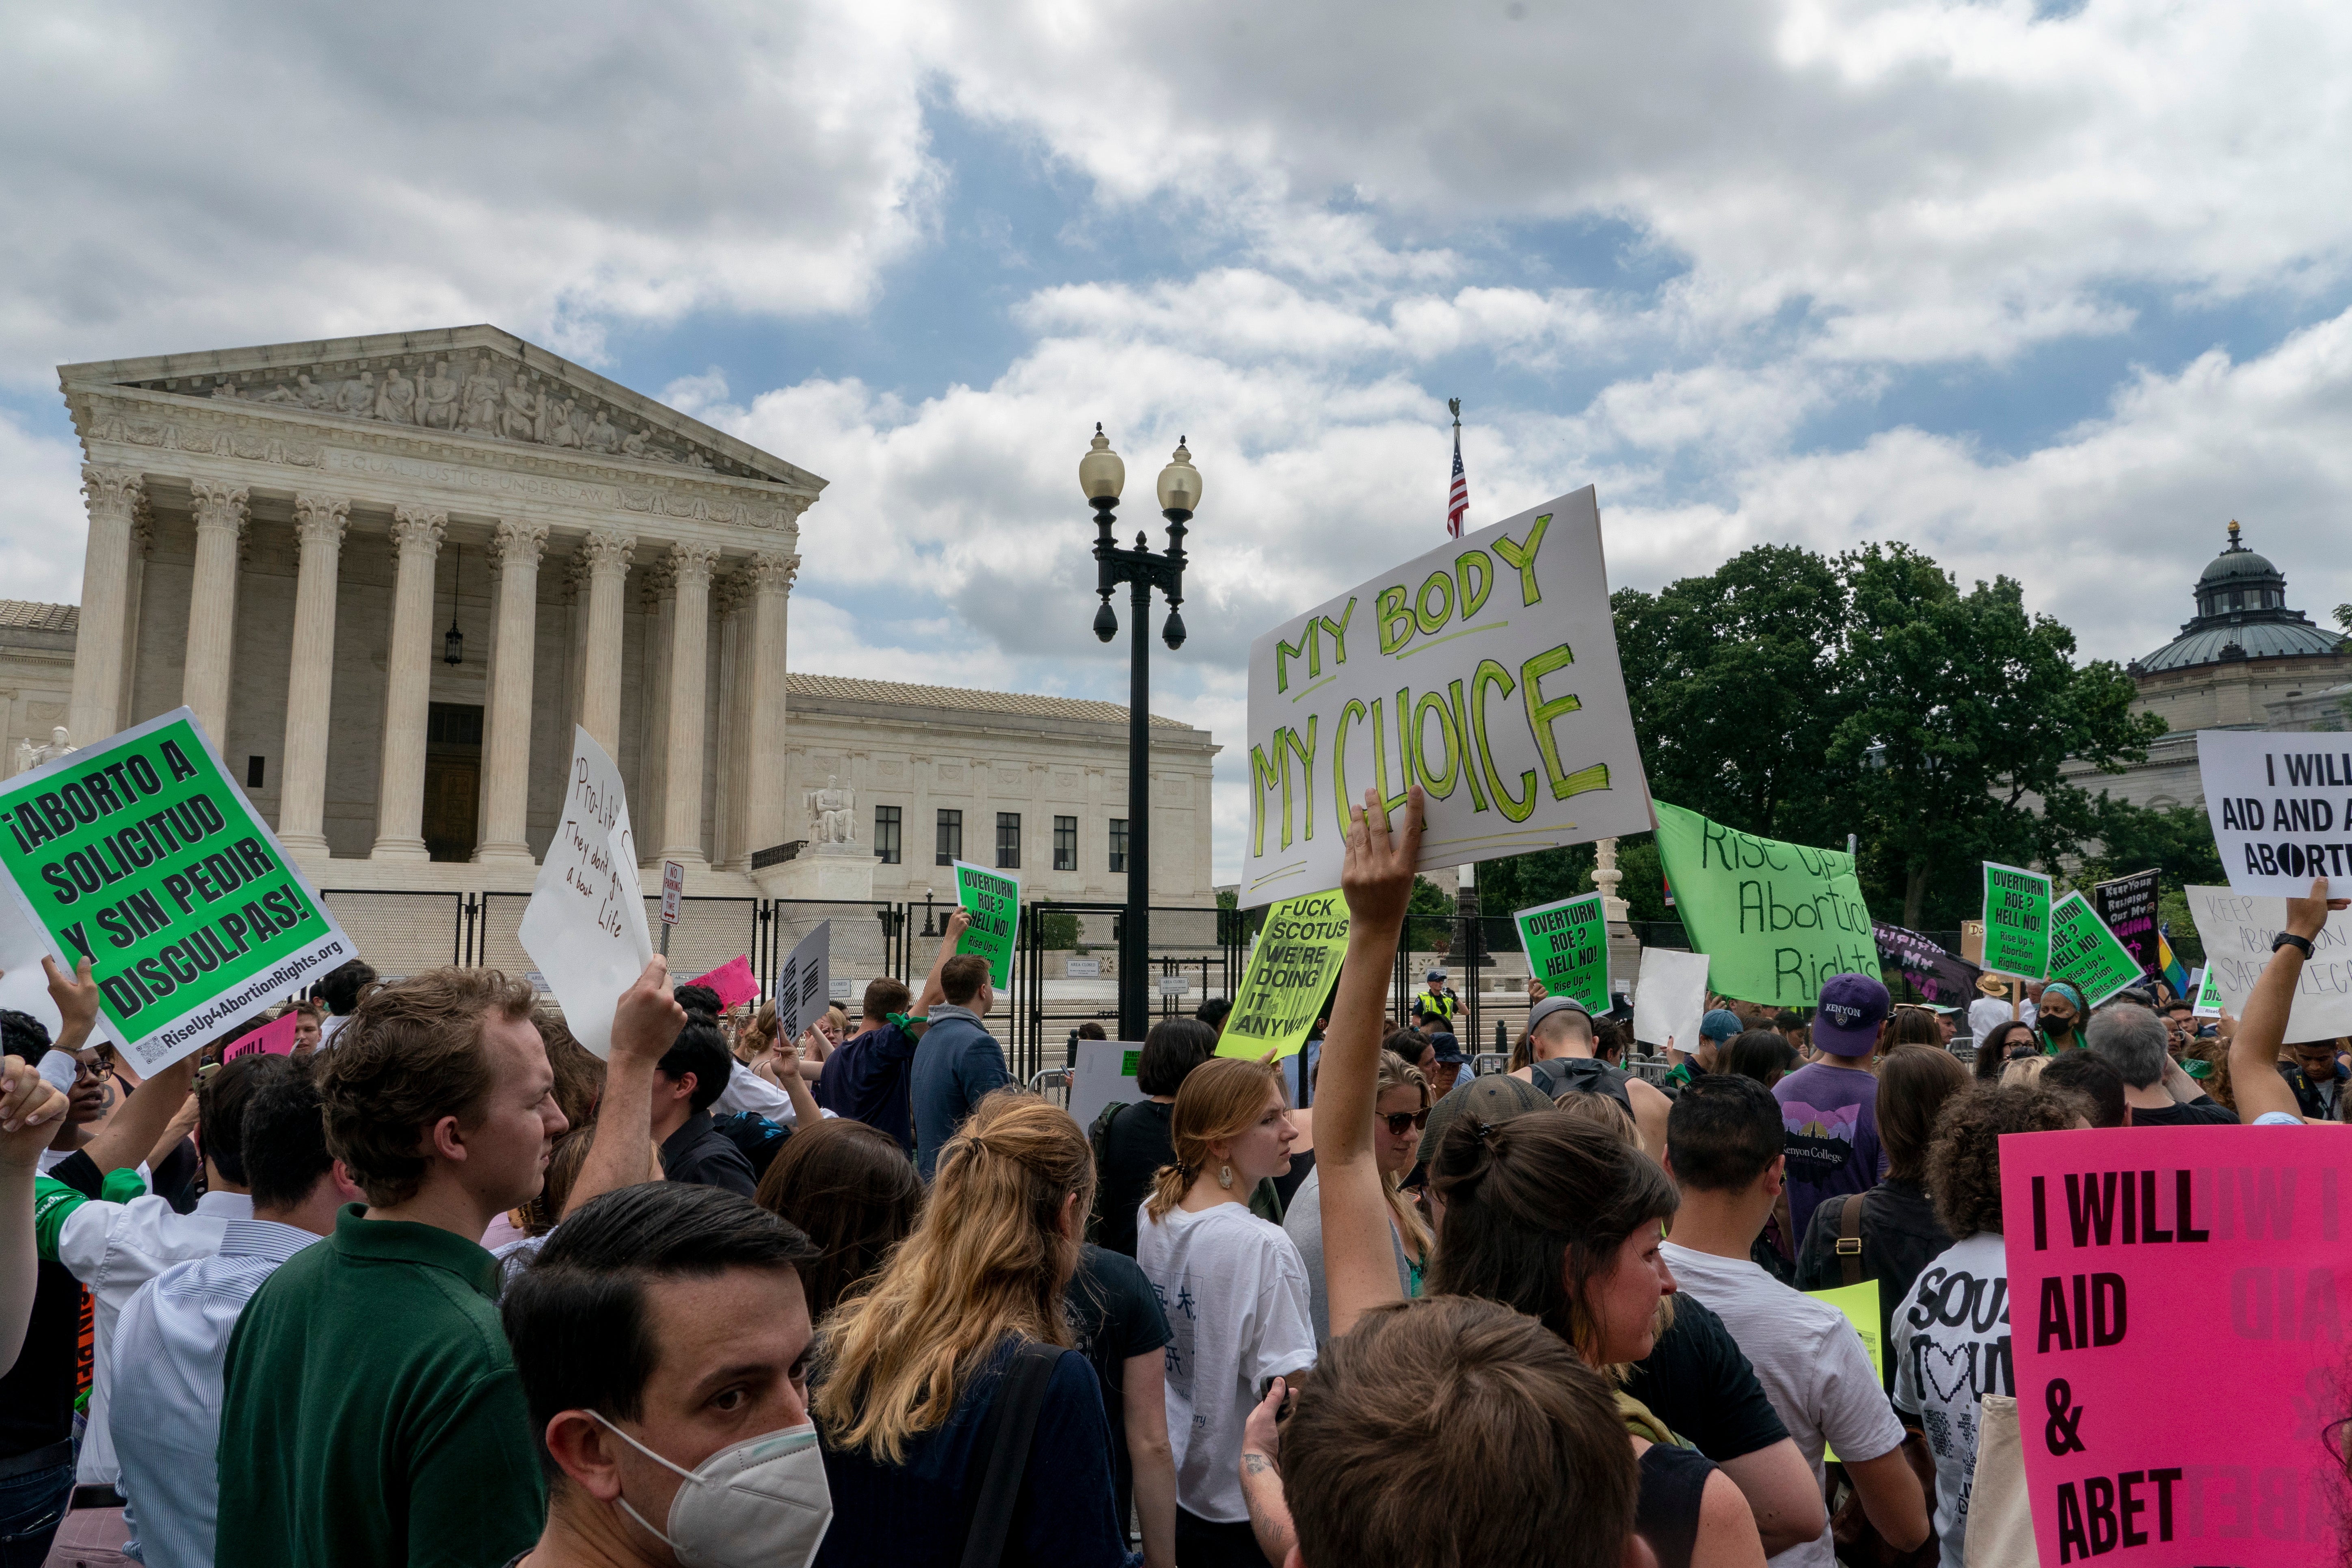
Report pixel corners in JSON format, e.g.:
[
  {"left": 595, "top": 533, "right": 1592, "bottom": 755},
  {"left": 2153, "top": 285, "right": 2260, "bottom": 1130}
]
[
  {"left": 1340, "top": 785, "right": 1426, "bottom": 934},
  {"left": 2286, "top": 877, "right": 2349, "bottom": 941},
  {"left": 610, "top": 957, "right": 685, "bottom": 1068}
]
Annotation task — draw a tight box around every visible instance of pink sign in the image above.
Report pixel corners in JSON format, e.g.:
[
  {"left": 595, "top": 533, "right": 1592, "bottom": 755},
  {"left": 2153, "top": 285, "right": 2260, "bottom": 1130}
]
[
  {"left": 223, "top": 1011, "right": 299, "bottom": 1061},
  {"left": 686, "top": 954, "right": 759, "bottom": 1010},
  {"left": 2000, "top": 1125, "right": 2352, "bottom": 1566}
]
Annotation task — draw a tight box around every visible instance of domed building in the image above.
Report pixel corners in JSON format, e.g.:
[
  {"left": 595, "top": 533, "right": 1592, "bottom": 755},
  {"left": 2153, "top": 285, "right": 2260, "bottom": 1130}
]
[{"left": 2059, "top": 521, "right": 2348, "bottom": 809}]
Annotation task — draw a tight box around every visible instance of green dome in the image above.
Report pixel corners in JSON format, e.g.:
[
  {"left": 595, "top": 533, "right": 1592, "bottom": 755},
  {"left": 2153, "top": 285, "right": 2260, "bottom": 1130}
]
[{"left": 2133, "top": 520, "right": 2347, "bottom": 675}]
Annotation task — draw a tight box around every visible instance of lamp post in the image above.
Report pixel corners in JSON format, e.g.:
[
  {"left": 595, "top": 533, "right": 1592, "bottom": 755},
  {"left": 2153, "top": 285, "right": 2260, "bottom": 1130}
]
[{"left": 1083, "top": 425, "right": 1198, "bottom": 1042}]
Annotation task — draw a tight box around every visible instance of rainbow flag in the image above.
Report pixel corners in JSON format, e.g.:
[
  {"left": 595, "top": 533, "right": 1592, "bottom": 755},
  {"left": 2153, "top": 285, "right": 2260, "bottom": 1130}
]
[{"left": 2157, "top": 924, "right": 2190, "bottom": 999}]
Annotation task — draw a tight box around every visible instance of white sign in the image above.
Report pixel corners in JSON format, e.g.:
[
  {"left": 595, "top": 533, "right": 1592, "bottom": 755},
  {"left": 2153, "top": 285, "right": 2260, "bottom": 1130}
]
[
  {"left": 1157, "top": 973, "right": 1191, "bottom": 995},
  {"left": 1068, "top": 1038, "right": 1144, "bottom": 1131},
  {"left": 828, "top": 977, "right": 854, "bottom": 1001},
  {"left": 1632, "top": 947, "right": 1710, "bottom": 1052},
  {"left": 1240, "top": 487, "right": 1653, "bottom": 907},
  {"left": 2182, "top": 884, "right": 2352, "bottom": 1041},
  {"left": 660, "top": 859, "right": 685, "bottom": 924},
  {"left": 775, "top": 922, "right": 832, "bottom": 1044},
  {"left": 519, "top": 726, "right": 653, "bottom": 1059},
  {"left": 2196, "top": 730, "right": 2352, "bottom": 897},
  {"left": 1066, "top": 957, "right": 1102, "bottom": 978}
]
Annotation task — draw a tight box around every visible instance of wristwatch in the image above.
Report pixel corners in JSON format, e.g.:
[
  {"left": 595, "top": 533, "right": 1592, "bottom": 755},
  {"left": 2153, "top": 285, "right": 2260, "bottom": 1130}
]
[{"left": 2273, "top": 931, "right": 2315, "bottom": 958}]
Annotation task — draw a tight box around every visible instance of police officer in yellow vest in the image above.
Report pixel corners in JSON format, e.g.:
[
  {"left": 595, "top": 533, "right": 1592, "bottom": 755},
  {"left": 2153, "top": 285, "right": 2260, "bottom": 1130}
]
[{"left": 1420, "top": 969, "right": 1459, "bottom": 1023}]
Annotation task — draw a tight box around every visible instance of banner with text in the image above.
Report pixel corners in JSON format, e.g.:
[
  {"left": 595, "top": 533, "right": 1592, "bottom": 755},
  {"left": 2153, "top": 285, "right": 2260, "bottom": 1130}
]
[
  {"left": 1241, "top": 487, "right": 1653, "bottom": 907},
  {"left": 2182, "top": 884, "right": 2352, "bottom": 1041},
  {"left": 2196, "top": 730, "right": 2352, "bottom": 897},
  {"left": 2047, "top": 891, "right": 2144, "bottom": 1006},
  {"left": 1980, "top": 862, "right": 2052, "bottom": 980},
  {"left": 1218, "top": 889, "right": 1350, "bottom": 1060},
  {"left": 776, "top": 923, "right": 831, "bottom": 1045},
  {"left": 0, "top": 708, "right": 354, "bottom": 1073},
  {"left": 952, "top": 861, "right": 1020, "bottom": 990},
  {"left": 1872, "top": 921, "right": 1983, "bottom": 1006},
  {"left": 519, "top": 726, "right": 653, "bottom": 1059},
  {"left": 2090, "top": 869, "right": 2161, "bottom": 982},
  {"left": 1515, "top": 892, "right": 1610, "bottom": 1013},
  {"left": 1651, "top": 801, "right": 1878, "bottom": 1006},
  {"left": 2001, "top": 1124, "right": 2352, "bottom": 1566}
]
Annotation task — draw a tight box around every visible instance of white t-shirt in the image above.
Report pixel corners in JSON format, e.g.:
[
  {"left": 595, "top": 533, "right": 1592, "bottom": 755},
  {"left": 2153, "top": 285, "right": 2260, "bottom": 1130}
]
[
  {"left": 1134, "top": 1200, "right": 1317, "bottom": 1525},
  {"left": 1889, "top": 1232, "right": 2013, "bottom": 1568},
  {"left": 1662, "top": 1241, "right": 1907, "bottom": 1568}
]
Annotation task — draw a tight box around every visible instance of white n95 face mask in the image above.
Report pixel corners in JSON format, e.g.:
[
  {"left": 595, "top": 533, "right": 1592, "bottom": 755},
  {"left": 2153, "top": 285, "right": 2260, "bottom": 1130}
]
[{"left": 592, "top": 1413, "right": 833, "bottom": 1568}]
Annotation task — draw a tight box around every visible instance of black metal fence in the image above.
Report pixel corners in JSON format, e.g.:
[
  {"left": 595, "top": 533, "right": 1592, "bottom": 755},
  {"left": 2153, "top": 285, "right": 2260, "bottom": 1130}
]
[{"left": 1009, "top": 902, "right": 1250, "bottom": 1082}]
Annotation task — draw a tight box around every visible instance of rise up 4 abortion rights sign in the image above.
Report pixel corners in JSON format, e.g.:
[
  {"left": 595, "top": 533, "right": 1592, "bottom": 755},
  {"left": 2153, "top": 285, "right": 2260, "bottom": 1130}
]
[
  {"left": 1240, "top": 487, "right": 1653, "bottom": 906},
  {"left": 0, "top": 709, "right": 352, "bottom": 1071},
  {"left": 1651, "top": 801, "right": 1879, "bottom": 1006},
  {"left": 2000, "top": 1125, "right": 2352, "bottom": 1565}
]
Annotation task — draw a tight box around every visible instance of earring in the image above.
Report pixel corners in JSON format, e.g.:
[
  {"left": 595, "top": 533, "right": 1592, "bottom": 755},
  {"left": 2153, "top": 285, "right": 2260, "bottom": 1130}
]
[{"left": 1218, "top": 1163, "right": 1234, "bottom": 1190}]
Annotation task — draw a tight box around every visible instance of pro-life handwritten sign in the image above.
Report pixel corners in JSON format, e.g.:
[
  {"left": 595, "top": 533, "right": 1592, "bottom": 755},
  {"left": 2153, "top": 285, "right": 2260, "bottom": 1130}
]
[
  {"left": 2000, "top": 1125, "right": 2352, "bottom": 1566},
  {"left": 519, "top": 726, "right": 653, "bottom": 1058},
  {"left": 2196, "top": 730, "right": 2352, "bottom": 897}
]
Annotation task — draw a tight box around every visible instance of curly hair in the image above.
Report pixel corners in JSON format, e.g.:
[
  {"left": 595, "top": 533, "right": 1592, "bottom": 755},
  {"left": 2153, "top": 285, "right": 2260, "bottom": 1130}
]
[
  {"left": 2179, "top": 1037, "right": 2234, "bottom": 1112},
  {"left": 1926, "top": 1084, "right": 2087, "bottom": 1239}
]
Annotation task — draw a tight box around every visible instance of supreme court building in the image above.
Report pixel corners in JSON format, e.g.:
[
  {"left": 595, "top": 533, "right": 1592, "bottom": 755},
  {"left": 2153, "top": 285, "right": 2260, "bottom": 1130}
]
[{"left": 34, "top": 325, "right": 1215, "bottom": 917}]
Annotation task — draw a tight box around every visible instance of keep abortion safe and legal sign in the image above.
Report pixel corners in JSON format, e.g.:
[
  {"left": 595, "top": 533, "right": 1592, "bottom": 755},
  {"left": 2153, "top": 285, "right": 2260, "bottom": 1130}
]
[
  {"left": 0, "top": 708, "right": 353, "bottom": 1071},
  {"left": 1239, "top": 487, "right": 1652, "bottom": 906}
]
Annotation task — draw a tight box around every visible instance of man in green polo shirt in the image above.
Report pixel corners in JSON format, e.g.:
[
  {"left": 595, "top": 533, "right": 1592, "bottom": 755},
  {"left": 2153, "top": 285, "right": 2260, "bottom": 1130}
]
[{"left": 215, "top": 958, "right": 685, "bottom": 1568}]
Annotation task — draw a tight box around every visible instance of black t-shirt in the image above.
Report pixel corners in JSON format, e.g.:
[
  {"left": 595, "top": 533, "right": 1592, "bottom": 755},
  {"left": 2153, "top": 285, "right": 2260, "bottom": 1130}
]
[
  {"left": 1621, "top": 1293, "right": 1789, "bottom": 1462},
  {"left": 0, "top": 1149, "right": 104, "bottom": 1459},
  {"left": 2129, "top": 1095, "right": 2238, "bottom": 1128},
  {"left": 1794, "top": 1175, "right": 1953, "bottom": 1395},
  {"left": 1066, "top": 1243, "right": 1174, "bottom": 1529},
  {"left": 658, "top": 1113, "right": 759, "bottom": 1197},
  {"left": 1096, "top": 1101, "right": 1176, "bottom": 1259}
]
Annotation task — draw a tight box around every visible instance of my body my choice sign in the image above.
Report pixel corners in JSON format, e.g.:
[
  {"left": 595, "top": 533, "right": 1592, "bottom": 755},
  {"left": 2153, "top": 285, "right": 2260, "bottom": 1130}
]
[
  {"left": 0, "top": 709, "right": 352, "bottom": 1071},
  {"left": 1241, "top": 488, "right": 1653, "bottom": 906}
]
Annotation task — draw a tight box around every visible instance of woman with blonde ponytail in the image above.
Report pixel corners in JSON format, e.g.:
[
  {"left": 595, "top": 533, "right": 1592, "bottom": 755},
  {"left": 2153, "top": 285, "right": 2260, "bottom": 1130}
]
[
  {"left": 1134, "top": 1056, "right": 1315, "bottom": 1568},
  {"left": 813, "top": 1091, "right": 1127, "bottom": 1568}
]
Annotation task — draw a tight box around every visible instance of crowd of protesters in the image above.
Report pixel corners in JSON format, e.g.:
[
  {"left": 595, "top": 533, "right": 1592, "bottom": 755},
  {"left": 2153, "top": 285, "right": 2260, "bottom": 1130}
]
[{"left": 0, "top": 772, "right": 2345, "bottom": 1568}]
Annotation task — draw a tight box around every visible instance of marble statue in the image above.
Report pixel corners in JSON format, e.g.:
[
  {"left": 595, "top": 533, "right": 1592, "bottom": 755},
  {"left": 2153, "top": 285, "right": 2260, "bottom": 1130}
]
[
  {"left": 586, "top": 409, "right": 621, "bottom": 454},
  {"left": 377, "top": 366, "right": 417, "bottom": 424},
  {"left": 502, "top": 379, "right": 541, "bottom": 443},
  {"left": 12, "top": 725, "right": 75, "bottom": 777},
  {"left": 461, "top": 357, "right": 502, "bottom": 435},
  {"left": 418, "top": 361, "right": 458, "bottom": 430},
  {"left": 547, "top": 398, "right": 579, "bottom": 448},
  {"left": 337, "top": 372, "right": 376, "bottom": 420},
  {"left": 296, "top": 372, "right": 333, "bottom": 411},
  {"left": 804, "top": 774, "right": 856, "bottom": 848}
]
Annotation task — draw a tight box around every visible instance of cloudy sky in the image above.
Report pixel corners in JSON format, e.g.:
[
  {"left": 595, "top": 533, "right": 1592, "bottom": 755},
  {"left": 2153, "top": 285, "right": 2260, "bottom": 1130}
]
[{"left": 6, "top": 1, "right": 2350, "bottom": 881}]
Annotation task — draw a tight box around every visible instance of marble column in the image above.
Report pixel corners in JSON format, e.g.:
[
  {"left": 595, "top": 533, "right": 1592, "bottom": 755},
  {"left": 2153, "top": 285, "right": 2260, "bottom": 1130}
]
[
  {"left": 636, "top": 558, "right": 677, "bottom": 856},
  {"left": 371, "top": 507, "right": 446, "bottom": 860},
  {"left": 659, "top": 544, "right": 720, "bottom": 866},
  {"left": 276, "top": 494, "right": 350, "bottom": 859},
  {"left": 712, "top": 569, "right": 751, "bottom": 868},
  {"left": 576, "top": 530, "right": 633, "bottom": 759},
  {"left": 179, "top": 480, "right": 249, "bottom": 745},
  {"left": 742, "top": 552, "right": 799, "bottom": 865},
  {"left": 67, "top": 466, "right": 142, "bottom": 746},
  {"left": 116, "top": 492, "right": 154, "bottom": 730},
  {"left": 476, "top": 520, "right": 548, "bottom": 863}
]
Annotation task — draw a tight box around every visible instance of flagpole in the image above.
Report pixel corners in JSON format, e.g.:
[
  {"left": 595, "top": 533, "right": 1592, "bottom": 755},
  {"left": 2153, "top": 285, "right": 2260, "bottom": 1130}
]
[{"left": 1447, "top": 395, "right": 1477, "bottom": 975}]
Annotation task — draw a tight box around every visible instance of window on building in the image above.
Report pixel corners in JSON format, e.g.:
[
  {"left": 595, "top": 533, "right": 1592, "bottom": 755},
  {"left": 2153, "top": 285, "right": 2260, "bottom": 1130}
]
[
  {"left": 997, "top": 812, "right": 1021, "bottom": 869},
  {"left": 1053, "top": 815, "right": 1077, "bottom": 871},
  {"left": 936, "top": 809, "right": 962, "bottom": 865},
  {"left": 875, "top": 805, "right": 901, "bottom": 865},
  {"left": 1109, "top": 818, "right": 1128, "bottom": 874}
]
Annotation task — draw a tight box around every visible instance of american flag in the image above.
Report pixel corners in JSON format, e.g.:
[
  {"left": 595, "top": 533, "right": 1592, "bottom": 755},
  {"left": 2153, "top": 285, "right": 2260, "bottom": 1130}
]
[{"left": 1447, "top": 418, "right": 1469, "bottom": 538}]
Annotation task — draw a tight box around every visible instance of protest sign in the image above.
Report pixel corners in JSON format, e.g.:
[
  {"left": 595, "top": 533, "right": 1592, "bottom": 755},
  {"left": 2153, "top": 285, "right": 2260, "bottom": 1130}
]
[
  {"left": 1218, "top": 889, "right": 1351, "bottom": 1060},
  {"left": 1805, "top": 1280, "right": 1883, "bottom": 1460},
  {"left": 2182, "top": 884, "right": 2352, "bottom": 1041},
  {"left": 1068, "top": 1038, "right": 1144, "bottom": 1131},
  {"left": 686, "top": 954, "right": 759, "bottom": 1010},
  {"left": 952, "top": 861, "right": 1020, "bottom": 990},
  {"left": 1872, "top": 920, "right": 1982, "bottom": 1005},
  {"left": 774, "top": 923, "right": 830, "bottom": 1044},
  {"left": 2000, "top": 1124, "right": 2352, "bottom": 1566},
  {"left": 1241, "top": 487, "right": 1652, "bottom": 907},
  {"left": 519, "top": 726, "right": 653, "bottom": 1059},
  {"left": 1514, "top": 892, "right": 1608, "bottom": 1013},
  {"left": 1980, "top": 862, "right": 2052, "bottom": 980},
  {"left": 1632, "top": 947, "right": 1709, "bottom": 1051},
  {"left": 2196, "top": 730, "right": 2352, "bottom": 897},
  {"left": 0, "top": 707, "right": 354, "bottom": 1073},
  {"left": 2046, "top": 891, "right": 2143, "bottom": 1006},
  {"left": 223, "top": 1011, "right": 299, "bottom": 1061},
  {"left": 2090, "top": 869, "right": 2160, "bottom": 980},
  {"left": 1651, "top": 802, "right": 1878, "bottom": 1006},
  {"left": 2191, "top": 965, "right": 2222, "bottom": 1018}
]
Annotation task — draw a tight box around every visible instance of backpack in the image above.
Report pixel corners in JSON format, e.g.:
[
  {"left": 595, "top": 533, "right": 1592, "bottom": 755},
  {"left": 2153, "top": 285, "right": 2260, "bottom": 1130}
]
[
  {"left": 1529, "top": 1055, "right": 1633, "bottom": 1113},
  {"left": 1083, "top": 1101, "right": 1130, "bottom": 1244},
  {"left": 711, "top": 1111, "right": 791, "bottom": 1183}
]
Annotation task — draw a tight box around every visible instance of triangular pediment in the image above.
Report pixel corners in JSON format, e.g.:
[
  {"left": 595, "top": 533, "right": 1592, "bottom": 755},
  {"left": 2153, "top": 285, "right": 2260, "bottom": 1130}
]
[{"left": 58, "top": 325, "right": 820, "bottom": 492}]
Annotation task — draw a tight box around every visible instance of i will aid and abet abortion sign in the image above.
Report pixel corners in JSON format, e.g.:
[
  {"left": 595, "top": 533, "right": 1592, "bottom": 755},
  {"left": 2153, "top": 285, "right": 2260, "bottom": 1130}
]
[{"left": 2001, "top": 1125, "right": 2352, "bottom": 1566}]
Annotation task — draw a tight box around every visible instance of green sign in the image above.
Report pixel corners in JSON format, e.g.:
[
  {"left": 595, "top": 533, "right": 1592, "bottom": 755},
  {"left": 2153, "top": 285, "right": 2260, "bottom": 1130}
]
[
  {"left": 2192, "top": 965, "right": 2222, "bottom": 1018},
  {"left": 1980, "top": 862, "right": 2052, "bottom": 980},
  {"left": 2047, "top": 891, "right": 2140, "bottom": 1006},
  {"left": 0, "top": 708, "right": 354, "bottom": 1072},
  {"left": 1514, "top": 891, "right": 1608, "bottom": 1013},
  {"left": 1651, "top": 800, "right": 1879, "bottom": 1006},
  {"left": 951, "top": 860, "right": 1020, "bottom": 990},
  {"left": 1219, "top": 889, "right": 1351, "bottom": 1060}
]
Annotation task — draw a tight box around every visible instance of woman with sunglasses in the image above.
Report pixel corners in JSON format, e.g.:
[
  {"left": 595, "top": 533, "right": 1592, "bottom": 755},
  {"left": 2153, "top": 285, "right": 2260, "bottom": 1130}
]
[
  {"left": 1282, "top": 1049, "right": 1432, "bottom": 1341},
  {"left": 1972, "top": 1019, "right": 2041, "bottom": 1084}
]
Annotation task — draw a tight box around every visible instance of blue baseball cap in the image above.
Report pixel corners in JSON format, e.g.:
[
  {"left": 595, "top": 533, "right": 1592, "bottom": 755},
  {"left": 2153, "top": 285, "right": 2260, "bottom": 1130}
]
[
  {"left": 1699, "top": 1009, "right": 1744, "bottom": 1044},
  {"left": 1813, "top": 974, "right": 1891, "bottom": 1056}
]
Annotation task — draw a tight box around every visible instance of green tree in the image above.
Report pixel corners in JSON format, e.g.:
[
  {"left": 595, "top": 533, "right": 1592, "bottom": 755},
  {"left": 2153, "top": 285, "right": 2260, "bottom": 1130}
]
[
  {"left": 1829, "top": 545, "right": 2165, "bottom": 929},
  {"left": 1405, "top": 874, "right": 1457, "bottom": 955},
  {"left": 1037, "top": 909, "right": 1082, "bottom": 950},
  {"left": 2068, "top": 796, "right": 2226, "bottom": 891}
]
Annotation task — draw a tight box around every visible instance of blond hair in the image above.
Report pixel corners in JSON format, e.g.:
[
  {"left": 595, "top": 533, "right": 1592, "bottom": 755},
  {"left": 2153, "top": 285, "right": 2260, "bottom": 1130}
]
[
  {"left": 1146, "top": 1056, "right": 1286, "bottom": 1221},
  {"left": 1377, "top": 1051, "right": 1435, "bottom": 1262},
  {"left": 814, "top": 1092, "right": 1092, "bottom": 1462}
]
